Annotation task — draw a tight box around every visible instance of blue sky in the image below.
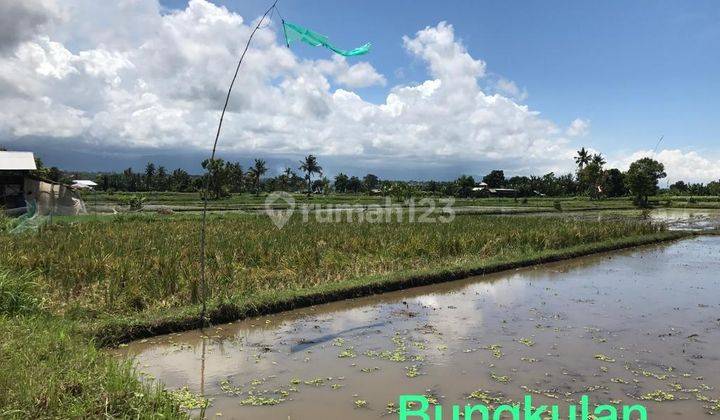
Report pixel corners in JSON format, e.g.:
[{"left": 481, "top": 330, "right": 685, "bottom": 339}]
[
  {"left": 160, "top": 0, "right": 720, "bottom": 155},
  {"left": 1, "top": 0, "right": 718, "bottom": 181}
]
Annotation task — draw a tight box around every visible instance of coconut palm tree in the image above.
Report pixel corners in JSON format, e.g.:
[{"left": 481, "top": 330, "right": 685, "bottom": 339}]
[
  {"left": 248, "top": 159, "right": 267, "bottom": 196},
  {"left": 591, "top": 153, "right": 606, "bottom": 167},
  {"left": 299, "top": 155, "right": 323, "bottom": 196},
  {"left": 575, "top": 147, "right": 591, "bottom": 169}
]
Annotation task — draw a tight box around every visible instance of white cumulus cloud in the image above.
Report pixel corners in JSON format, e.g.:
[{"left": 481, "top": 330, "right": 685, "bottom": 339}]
[
  {"left": 566, "top": 118, "right": 590, "bottom": 137},
  {"left": 613, "top": 149, "right": 720, "bottom": 184},
  {"left": 0, "top": 0, "right": 593, "bottom": 177}
]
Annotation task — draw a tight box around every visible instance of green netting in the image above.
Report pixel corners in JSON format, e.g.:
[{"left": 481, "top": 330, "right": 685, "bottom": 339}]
[{"left": 282, "top": 20, "right": 371, "bottom": 57}]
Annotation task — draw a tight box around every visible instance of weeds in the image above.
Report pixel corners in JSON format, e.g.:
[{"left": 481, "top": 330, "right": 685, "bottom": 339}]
[{"left": 0, "top": 315, "right": 184, "bottom": 419}]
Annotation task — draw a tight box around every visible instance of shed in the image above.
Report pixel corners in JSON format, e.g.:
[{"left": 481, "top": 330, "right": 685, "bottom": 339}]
[
  {"left": 0, "top": 151, "right": 37, "bottom": 210},
  {"left": 1, "top": 151, "right": 86, "bottom": 216}
]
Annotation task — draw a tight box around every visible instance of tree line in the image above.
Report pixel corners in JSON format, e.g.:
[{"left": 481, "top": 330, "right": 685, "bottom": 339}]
[{"left": 45, "top": 150, "right": 717, "bottom": 205}]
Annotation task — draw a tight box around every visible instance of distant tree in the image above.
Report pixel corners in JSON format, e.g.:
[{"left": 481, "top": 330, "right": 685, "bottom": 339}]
[
  {"left": 248, "top": 159, "right": 267, "bottom": 196},
  {"left": 347, "top": 176, "right": 363, "bottom": 193},
  {"left": 707, "top": 180, "right": 720, "bottom": 196},
  {"left": 123, "top": 168, "right": 140, "bottom": 192},
  {"left": 320, "top": 176, "right": 331, "bottom": 194},
  {"left": 538, "top": 172, "right": 559, "bottom": 196},
  {"left": 591, "top": 153, "right": 606, "bottom": 167},
  {"left": 575, "top": 147, "right": 591, "bottom": 169},
  {"left": 556, "top": 173, "right": 577, "bottom": 196},
  {"left": 363, "top": 173, "right": 380, "bottom": 192},
  {"left": 278, "top": 167, "right": 295, "bottom": 191},
  {"left": 669, "top": 181, "right": 688, "bottom": 194},
  {"left": 334, "top": 173, "right": 349, "bottom": 193},
  {"left": 603, "top": 168, "right": 627, "bottom": 197},
  {"left": 226, "top": 162, "right": 244, "bottom": 193},
  {"left": 577, "top": 162, "right": 605, "bottom": 199},
  {"left": 144, "top": 163, "right": 156, "bottom": 191},
  {"left": 482, "top": 170, "right": 505, "bottom": 188},
  {"left": 47, "top": 167, "right": 62, "bottom": 182},
  {"left": 625, "top": 157, "right": 666, "bottom": 207},
  {"left": 388, "top": 182, "right": 418, "bottom": 202},
  {"left": 425, "top": 180, "right": 439, "bottom": 194},
  {"left": 169, "top": 168, "right": 192, "bottom": 192},
  {"left": 155, "top": 166, "right": 168, "bottom": 191},
  {"left": 299, "top": 155, "right": 323, "bottom": 196},
  {"left": 687, "top": 183, "right": 707, "bottom": 196},
  {"left": 201, "top": 158, "right": 230, "bottom": 199},
  {"left": 98, "top": 174, "right": 110, "bottom": 191},
  {"left": 507, "top": 176, "right": 532, "bottom": 196},
  {"left": 455, "top": 174, "right": 476, "bottom": 198}
]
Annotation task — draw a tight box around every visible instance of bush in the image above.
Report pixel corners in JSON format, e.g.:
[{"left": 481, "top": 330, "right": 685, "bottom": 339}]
[{"left": 120, "top": 194, "right": 146, "bottom": 211}]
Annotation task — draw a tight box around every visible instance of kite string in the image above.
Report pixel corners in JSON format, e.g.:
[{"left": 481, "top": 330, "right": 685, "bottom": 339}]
[{"left": 199, "top": 0, "right": 280, "bottom": 326}]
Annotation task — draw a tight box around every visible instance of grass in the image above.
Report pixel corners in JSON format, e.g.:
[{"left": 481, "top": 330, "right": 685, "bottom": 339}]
[
  {"left": 0, "top": 211, "right": 694, "bottom": 417},
  {"left": 0, "top": 269, "right": 185, "bottom": 419},
  {"left": 0, "top": 213, "right": 666, "bottom": 318}
]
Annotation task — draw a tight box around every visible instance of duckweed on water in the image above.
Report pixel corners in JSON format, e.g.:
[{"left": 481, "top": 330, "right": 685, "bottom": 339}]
[
  {"left": 406, "top": 365, "right": 421, "bottom": 378},
  {"left": 467, "top": 389, "right": 506, "bottom": 407},
  {"left": 518, "top": 337, "right": 535, "bottom": 347},
  {"left": 167, "top": 387, "right": 210, "bottom": 410},
  {"left": 594, "top": 354, "right": 616, "bottom": 363},
  {"left": 639, "top": 390, "right": 675, "bottom": 402},
  {"left": 338, "top": 347, "right": 357, "bottom": 358},
  {"left": 490, "top": 372, "right": 511, "bottom": 383},
  {"left": 239, "top": 395, "right": 282, "bottom": 406},
  {"left": 483, "top": 344, "right": 504, "bottom": 358}
]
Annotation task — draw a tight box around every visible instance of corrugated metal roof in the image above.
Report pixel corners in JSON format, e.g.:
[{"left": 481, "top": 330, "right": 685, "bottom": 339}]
[{"left": 0, "top": 151, "right": 37, "bottom": 171}]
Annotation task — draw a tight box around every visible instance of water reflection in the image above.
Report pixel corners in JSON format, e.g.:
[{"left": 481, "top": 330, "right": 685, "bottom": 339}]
[{"left": 120, "top": 236, "right": 720, "bottom": 419}]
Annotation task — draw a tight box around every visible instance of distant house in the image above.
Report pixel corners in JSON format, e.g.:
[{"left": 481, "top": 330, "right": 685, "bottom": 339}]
[
  {"left": 471, "top": 182, "right": 518, "bottom": 197},
  {"left": 71, "top": 180, "right": 98, "bottom": 190},
  {"left": 1, "top": 151, "right": 86, "bottom": 216},
  {"left": 471, "top": 182, "right": 489, "bottom": 192}
]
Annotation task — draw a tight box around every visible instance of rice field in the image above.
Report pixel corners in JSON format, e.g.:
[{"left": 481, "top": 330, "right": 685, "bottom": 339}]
[{"left": 0, "top": 213, "right": 664, "bottom": 318}]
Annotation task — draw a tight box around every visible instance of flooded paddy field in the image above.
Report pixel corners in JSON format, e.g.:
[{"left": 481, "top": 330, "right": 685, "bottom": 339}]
[
  {"left": 120, "top": 236, "right": 720, "bottom": 419},
  {"left": 510, "top": 208, "right": 720, "bottom": 232}
]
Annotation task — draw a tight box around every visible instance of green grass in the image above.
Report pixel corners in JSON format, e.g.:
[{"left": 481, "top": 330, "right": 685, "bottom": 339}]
[
  {"left": 0, "top": 269, "right": 185, "bottom": 419},
  {"left": 88, "top": 191, "right": 640, "bottom": 211},
  {"left": 84, "top": 191, "right": 720, "bottom": 214}
]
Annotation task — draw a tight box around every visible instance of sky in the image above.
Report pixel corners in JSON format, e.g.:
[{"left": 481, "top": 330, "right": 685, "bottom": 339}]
[{"left": 0, "top": 0, "right": 718, "bottom": 182}]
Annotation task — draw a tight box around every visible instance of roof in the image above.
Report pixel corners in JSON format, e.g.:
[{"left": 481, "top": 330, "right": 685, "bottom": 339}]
[
  {"left": 0, "top": 151, "right": 37, "bottom": 171},
  {"left": 73, "top": 180, "right": 98, "bottom": 187}
]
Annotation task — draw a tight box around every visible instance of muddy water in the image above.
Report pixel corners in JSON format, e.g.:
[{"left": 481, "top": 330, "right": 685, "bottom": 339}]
[{"left": 119, "top": 236, "right": 720, "bottom": 419}]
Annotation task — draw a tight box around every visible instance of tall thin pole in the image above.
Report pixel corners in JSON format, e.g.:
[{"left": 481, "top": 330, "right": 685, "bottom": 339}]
[{"left": 199, "top": 0, "right": 279, "bottom": 326}]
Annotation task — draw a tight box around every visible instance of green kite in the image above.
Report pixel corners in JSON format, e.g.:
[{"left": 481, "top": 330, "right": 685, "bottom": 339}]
[{"left": 282, "top": 20, "right": 371, "bottom": 57}]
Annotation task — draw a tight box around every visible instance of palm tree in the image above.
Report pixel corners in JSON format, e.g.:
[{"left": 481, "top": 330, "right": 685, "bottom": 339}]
[
  {"left": 279, "top": 167, "right": 293, "bottom": 191},
  {"left": 248, "top": 159, "right": 267, "bottom": 196},
  {"left": 591, "top": 153, "right": 606, "bottom": 167},
  {"left": 575, "top": 147, "right": 590, "bottom": 169},
  {"left": 299, "top": 155, "right": 323, "bottom": 196}
]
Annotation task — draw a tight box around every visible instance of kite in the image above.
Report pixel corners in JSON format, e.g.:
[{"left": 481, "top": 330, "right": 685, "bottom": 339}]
[{"left": 282, "top": 20, "right": 371, "bottom": 57}]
